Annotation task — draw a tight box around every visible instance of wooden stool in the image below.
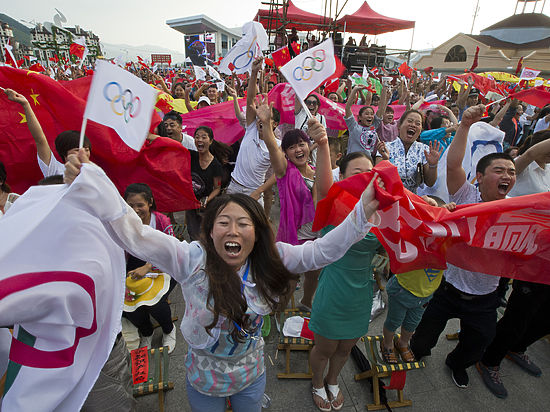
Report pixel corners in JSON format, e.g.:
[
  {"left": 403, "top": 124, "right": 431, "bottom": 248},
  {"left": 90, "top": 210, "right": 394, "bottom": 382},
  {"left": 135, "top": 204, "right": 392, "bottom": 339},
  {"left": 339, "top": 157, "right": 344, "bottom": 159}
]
[
  {"left": 133, "top": 346, "right": 174, "bottom": 412},
  {"left": 276, "top": 311, "right": 314, "bottom": 379},
  {"left": 354, "top": 335, "right": 425, "bottom": 411}
]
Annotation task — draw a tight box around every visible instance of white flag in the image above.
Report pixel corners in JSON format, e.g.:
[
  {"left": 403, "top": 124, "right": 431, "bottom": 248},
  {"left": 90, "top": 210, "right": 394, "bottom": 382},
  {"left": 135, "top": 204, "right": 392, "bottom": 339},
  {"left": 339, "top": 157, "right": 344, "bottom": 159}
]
[
  {"left": 219, "top": 21, "right": 268, "bottom": 75},
  {"left": 280, "top": 38, "right": 336, "bottom": 101},
  {"left": 84, "top": 60, "right": 157, "bottom": 151},
  {"left": 206, "top": 65, "right": 221, "bottom": 81},
  {"left": 0, "top": 171, "right": 126, "bottom": 412},
  {"left": 520, "top": 67, "right": 541, "bottom": 80},
  {"left": 194, "top": 65, "right": 206, "bottom": 80},
  {"left": 216, "top": 81, "right": 226, "bottom": 92},
  {"left": 362, "top": 65, "right": 369, "bottom": 80}
]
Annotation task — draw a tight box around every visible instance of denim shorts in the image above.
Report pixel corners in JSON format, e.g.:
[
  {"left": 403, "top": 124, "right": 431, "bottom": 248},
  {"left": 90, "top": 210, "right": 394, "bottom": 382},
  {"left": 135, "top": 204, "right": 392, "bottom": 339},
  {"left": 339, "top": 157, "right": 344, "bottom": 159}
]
[
  {"left": 186, "top": 373, "right": 266, "bottom": 412},
  {"left": 383, "top": 275, "right": 433, "bottom": 333}
]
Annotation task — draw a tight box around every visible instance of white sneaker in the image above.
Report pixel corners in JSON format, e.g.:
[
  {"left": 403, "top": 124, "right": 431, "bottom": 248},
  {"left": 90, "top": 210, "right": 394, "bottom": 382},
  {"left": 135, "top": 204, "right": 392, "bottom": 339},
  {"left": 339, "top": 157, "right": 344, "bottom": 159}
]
[
  {"left": 162, "top": 324, "right": 177, "bottom": 354},
  {"left": 139, "top": 334, "right": 153, "bottom": 349}
]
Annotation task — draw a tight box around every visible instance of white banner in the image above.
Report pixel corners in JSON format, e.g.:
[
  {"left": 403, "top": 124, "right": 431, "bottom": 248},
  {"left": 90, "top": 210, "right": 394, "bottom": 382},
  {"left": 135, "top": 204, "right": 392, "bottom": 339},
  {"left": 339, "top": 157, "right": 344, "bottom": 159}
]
[
  {"left": 279, "top": 38, "right": 336, "bottom": 101},
  {"left": 84, "top": 60, "right": 156, "bottom": 151}
]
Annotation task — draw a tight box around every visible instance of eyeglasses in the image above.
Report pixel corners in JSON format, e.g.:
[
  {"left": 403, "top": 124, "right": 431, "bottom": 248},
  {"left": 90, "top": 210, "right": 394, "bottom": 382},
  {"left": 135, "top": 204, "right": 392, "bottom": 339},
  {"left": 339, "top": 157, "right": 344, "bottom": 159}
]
[{"left": 305, "top": 100, "right": 318, "bottom": 106}]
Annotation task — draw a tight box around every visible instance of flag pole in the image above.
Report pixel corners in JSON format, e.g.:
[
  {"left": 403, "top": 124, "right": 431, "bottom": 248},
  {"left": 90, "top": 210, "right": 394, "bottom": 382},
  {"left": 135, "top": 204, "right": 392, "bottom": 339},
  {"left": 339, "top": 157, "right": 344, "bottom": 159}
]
[
  {"left": 0, "top": 86, "right": 5, "bottom": 91},
  {"left": 485, "top": 95, "right": 508, "bottom": 108},
  {"left": 79, "top": 117, "right": 88, "bottom": 149},
  {"left": 279, "top": 72, "right": 314, "bottom": 119}
]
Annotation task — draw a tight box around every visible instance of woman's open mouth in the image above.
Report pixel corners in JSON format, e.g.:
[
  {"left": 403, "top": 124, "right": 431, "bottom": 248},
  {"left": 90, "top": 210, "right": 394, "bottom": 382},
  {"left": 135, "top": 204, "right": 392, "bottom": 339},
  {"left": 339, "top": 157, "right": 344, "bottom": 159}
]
[
  {"left": 224, "top": 242, "right": 242, "bottom": 256},
  {"left": 406, "top": 128, "right": 416, "bottom": 137}
]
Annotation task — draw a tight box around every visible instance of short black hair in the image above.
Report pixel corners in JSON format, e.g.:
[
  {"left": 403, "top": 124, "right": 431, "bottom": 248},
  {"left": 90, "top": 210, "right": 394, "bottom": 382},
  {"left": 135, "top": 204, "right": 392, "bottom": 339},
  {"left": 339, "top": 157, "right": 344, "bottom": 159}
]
[
  {"left": 339, "top": 151, "right": 372, "bottom": 176},
  {"left": 281, "top": 129, "right": 310, "bottom": 152},
  {"left": 359, "top": 106, "right": 374, "bottom": 117},
  {"left": 0, "top": 160, "right": 10, "bottom": 193},
  {"left": 476, "top": 152, "right": 515, "bottom": 175},
  {"left": 38, "top": 174, "right": 64, "bottom": 185},
  {"left": 430, "top": 115, "right": 449, "bottom": 130},
  {"left": 163, "top": 110, "right": 183, "bottom": 125},
  {"left": 55, "top": 131, "right": 91, "bottom": 162},
  {"left": 124, "top": 183, "right": 157, "bottom": 211}
]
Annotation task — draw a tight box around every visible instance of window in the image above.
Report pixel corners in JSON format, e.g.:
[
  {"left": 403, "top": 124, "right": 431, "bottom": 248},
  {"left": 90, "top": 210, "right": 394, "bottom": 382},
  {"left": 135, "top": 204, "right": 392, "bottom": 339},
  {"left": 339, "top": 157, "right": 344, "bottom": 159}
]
[
  {"left": 221, "top": 34, "right": 228, "bottom": 51},
  {"left": 444, "top": 45, "right": 467, "bottom": 62}
]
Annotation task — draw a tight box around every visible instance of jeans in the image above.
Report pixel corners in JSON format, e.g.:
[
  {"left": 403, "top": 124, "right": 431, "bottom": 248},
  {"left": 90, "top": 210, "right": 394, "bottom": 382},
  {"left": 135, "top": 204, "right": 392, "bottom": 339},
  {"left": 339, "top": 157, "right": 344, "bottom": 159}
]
[{"left": 186, "top": 372, "right": 266, "bottom": 412}]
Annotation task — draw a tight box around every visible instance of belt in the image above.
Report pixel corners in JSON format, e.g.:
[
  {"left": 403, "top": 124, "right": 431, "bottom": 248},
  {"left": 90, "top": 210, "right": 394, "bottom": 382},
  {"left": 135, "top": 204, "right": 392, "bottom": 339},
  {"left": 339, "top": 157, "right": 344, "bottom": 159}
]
[{"left": 443, "top": 281, "right": 494, "bottom": 301}]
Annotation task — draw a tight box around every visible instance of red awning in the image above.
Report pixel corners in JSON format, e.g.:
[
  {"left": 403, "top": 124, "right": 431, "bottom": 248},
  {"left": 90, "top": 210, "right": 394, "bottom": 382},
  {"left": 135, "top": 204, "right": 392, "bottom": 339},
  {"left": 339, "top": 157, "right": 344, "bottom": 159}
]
[
  {"left": 254, "top": 0, "right": 332, "bottom": 32},
  {"left": 335, "top": 1, "right": 415, "bottom": 35}
]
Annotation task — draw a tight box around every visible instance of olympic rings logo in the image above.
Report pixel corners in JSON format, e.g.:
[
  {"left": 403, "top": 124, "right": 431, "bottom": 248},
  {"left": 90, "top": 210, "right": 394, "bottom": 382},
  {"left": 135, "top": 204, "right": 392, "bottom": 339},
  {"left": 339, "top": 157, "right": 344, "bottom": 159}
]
[
  {"left": 292, "top": 50, "right": 326, "bottom": 81},
  {"left": 103, "top": 82, "right": 141, "bottom": 123},
  {"left": 232, "top": 36, "right": 259, "bottom": 70}
]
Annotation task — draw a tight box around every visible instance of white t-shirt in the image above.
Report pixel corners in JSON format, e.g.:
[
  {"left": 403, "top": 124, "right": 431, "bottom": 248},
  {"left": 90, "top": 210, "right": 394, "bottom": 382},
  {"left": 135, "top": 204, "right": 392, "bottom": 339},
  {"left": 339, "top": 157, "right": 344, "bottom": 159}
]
[
  {"left": 508, "top": 161, "right": 550, "bottom": 197},
  {"left": 534, "top": 117, "right": 550, "bottom": 133},
  {"left": 444, "top": 181, "right": 500, "bottom": 295},
  {"left": 37, "top": 151, "right": 65, "bottom": 178},
  {"left": 230, "top": 122, "right": 279, "bottom": 190},
  {"left": 332, "top": 168, "right": 340, "bottom": 183}
]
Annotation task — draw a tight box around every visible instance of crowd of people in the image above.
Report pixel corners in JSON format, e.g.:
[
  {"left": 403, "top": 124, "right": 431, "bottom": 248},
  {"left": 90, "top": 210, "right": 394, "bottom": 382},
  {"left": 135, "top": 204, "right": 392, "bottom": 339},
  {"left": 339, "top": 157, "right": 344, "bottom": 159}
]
[{"left": 1, "top": 39, "right": 550, "bottom": 412}]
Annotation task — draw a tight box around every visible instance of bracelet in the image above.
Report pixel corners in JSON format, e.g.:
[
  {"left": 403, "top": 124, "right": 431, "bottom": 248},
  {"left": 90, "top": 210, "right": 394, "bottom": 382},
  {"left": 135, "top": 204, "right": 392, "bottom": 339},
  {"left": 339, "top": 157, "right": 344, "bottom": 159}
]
[{"left": 428, "top": 164, "right": 438, "bottom": 169}]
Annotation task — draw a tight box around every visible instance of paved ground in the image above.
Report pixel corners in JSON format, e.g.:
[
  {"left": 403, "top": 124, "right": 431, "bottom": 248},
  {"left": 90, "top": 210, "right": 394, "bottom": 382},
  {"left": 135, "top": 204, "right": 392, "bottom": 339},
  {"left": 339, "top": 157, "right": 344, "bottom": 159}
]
[{"left": 135, "top": 198, "right": 550, "bottom": 412}]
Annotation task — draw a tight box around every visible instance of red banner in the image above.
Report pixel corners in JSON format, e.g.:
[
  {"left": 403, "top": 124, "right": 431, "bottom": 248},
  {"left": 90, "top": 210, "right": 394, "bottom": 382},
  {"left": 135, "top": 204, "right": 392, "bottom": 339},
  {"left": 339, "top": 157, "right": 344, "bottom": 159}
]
[
  {"left": 313, "top": 161, "right": 550, "bottom": 284},
  {"left": 130, "top": 347, "right": 149, "bottom": 384}
]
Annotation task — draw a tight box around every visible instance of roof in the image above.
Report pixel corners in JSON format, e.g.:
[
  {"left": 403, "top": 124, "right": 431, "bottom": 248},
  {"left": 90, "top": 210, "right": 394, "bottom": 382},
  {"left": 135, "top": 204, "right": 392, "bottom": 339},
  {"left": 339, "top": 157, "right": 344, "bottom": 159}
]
[
  {"left": 166, "top": 15, "right": 241, "bottom": 37},
  {"left": 468, "top": 33, "right": 550, "bottom": 50},
  {"left": 335, "top": 1, "right": 414, "bottom": 35},
  {"left": 254, "top": 0, "right": 332, "bottom": 31},
  {"left": 482, "top": 13, "right": 550, "bottom": 31}
]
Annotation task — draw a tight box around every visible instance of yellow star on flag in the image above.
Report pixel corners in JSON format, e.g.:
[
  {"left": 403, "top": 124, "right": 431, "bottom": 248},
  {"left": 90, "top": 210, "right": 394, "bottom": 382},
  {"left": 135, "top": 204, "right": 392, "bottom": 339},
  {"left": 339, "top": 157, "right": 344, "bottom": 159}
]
[
  {"left": 30, "top": 90, "right": 40, "bottom": 106},
  {"left": 26, "top": 70, "right": 39, "bottom": 76},
  {"left": 19, "top": 112, "right": 27, "bottom": 123}
]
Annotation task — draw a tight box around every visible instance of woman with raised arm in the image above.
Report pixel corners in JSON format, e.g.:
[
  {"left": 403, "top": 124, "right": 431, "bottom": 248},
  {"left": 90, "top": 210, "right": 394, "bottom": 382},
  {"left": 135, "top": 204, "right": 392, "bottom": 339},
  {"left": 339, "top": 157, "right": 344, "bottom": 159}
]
[{"left": 63, "top": 120, "right": 381, "bottom": 412}]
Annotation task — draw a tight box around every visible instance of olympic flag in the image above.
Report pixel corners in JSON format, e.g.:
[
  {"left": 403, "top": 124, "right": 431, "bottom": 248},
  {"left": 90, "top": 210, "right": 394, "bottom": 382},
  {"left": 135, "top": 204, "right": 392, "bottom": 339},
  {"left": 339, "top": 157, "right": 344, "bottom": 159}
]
[
  {"left": 279, "top": 38, "right": 336, "bottom": 102},
  {"left": 84, "top": 60, "right": 157, "bottom": 151},
  {"left": 219, "top": 21, "right": 268, "bottom": 75}
]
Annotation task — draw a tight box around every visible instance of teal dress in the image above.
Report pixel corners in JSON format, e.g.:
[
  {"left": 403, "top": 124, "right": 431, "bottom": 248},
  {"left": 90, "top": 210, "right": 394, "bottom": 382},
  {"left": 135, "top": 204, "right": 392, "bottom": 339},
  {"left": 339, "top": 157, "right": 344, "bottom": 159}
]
[{"left": 309, "top": 228, "right": 379, "bottom": 340}]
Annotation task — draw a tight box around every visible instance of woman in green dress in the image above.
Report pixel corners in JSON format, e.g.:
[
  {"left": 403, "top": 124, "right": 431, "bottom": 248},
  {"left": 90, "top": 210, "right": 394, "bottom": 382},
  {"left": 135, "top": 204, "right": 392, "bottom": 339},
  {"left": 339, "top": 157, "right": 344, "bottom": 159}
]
[{"left": 309, "top": 152, "right": 381, "bottom": 411}]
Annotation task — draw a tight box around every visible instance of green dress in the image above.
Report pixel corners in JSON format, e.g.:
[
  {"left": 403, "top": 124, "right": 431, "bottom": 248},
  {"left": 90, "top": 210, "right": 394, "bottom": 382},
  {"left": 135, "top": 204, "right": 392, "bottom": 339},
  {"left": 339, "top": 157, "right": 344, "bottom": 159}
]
[{"left": 309, "top": 227, "right": 379, "bottom": 340}]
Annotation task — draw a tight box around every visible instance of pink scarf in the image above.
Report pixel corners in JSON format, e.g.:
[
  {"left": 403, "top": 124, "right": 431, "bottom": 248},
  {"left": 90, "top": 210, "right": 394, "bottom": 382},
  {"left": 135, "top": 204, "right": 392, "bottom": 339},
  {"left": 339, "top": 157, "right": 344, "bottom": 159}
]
[{"left": 276, "top": 161, "right": 315, "bottom": 245}]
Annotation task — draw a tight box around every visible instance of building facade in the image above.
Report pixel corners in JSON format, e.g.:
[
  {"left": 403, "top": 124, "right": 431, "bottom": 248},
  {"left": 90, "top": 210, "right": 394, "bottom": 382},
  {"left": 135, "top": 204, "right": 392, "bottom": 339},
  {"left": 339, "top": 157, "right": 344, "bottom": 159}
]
[{"left": 31, "top": 23, "right": 102, "bottom": 66}]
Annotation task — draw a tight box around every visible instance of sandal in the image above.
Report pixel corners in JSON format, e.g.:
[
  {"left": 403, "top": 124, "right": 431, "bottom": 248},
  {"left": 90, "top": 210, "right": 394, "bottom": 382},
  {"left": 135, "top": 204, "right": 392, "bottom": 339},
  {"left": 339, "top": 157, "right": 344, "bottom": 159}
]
[
  {"left": 395, "top": 342, "right": 416, "bottom": 363},
  {"left": 380, "top": 342, "right": 399, "bottom": 364},
  {"left": 326, "top": 382, "right": 343, "bottom": 411},
  {"left": 312, "top": 385, "right": 331, "bottom": 412}
]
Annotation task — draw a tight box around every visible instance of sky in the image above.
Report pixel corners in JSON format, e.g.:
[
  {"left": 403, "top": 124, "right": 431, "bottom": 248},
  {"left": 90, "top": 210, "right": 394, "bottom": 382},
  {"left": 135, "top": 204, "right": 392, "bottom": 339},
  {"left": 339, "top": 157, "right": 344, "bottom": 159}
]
[{"left": 3, "top": 0, "right": 547, "bottom": 56}]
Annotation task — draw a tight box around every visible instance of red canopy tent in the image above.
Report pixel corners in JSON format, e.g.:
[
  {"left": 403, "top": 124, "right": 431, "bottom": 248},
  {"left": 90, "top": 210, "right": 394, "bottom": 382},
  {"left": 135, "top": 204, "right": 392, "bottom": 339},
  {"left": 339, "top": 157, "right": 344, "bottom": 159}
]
[
  {"left": 335, "top": 1, "right": 415, "bottom": 34},
  {"left": 254, "top": 0, "right": 332, "bottom": 32}
]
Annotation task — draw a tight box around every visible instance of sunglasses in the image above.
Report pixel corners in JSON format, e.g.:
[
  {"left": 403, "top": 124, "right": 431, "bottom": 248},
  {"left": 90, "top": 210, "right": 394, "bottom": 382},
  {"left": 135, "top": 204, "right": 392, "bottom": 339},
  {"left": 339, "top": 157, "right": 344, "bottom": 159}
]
[{"left": 305, "top": 100, "right": 318, "bottom": 106}]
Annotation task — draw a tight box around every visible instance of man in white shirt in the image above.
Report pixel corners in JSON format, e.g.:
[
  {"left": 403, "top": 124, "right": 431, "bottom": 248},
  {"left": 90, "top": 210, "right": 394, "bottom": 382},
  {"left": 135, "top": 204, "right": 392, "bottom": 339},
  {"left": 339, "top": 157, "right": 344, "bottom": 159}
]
[
  {"left": 161, "top": 111, "right": 197, "bottom": 151},
  {"left": 227, "top": 58, "right": 280, "bottom": 206},
  {"left": 410, "top": 104, "right": 517, "bottom": 389}
]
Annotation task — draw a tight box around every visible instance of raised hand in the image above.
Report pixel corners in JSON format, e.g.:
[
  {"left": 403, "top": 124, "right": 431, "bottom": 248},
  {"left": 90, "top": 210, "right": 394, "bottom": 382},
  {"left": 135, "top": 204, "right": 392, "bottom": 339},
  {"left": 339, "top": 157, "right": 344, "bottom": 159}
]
[
  {"left": 425, "top": 141, "right": 442, "bottom": 166},
  {"left": 377, "top": 141, "right": 389, "bottom": 160},
  {"left": 460, "top": 104, "right": 485, "bottom": 127},
  {"left": 4, "top": 88, "right": 29, "bottom": 106},
  {"left": 254, "top": 94, "right": 272, "bottom": 125},
  {"left": 306, "top": 117, "right": 328, "bottom": 145}
]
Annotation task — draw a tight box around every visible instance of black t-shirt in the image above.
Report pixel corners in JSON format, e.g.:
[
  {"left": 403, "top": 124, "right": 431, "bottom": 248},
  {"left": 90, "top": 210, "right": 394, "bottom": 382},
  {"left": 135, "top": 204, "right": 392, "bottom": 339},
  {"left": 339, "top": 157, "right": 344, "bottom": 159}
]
[{"left": 190, "top": 150, "right": 223, "bottom": 200}]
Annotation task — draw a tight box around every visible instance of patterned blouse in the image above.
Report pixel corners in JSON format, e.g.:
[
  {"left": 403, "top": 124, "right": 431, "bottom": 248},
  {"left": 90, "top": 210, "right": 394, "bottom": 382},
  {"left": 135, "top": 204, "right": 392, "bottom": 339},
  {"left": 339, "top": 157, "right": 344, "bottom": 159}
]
[{"left": 385, "top": 138, "right": 429, "bottom": 193}]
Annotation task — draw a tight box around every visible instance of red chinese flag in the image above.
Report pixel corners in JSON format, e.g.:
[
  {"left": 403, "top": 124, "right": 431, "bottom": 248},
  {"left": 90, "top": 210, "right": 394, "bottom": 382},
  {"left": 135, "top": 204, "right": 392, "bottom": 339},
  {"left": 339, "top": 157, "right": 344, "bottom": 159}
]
[
  {"left": 313, "top": 161, "right": 550, "bottom": 285},
  {"left": 511, "top": 86, "right": 550, "bottom": 108},
  {"left": 398, "top": 62, "right": 412, "bottom": 79},
  {"left": 271, "top": 46, "right": 291, "bottom": 69},
  {"left": 0, "top": 67, "right": 198, "bottom": 212},
  {"left": 29, "top": 62, "right": 46, "bottom": 72},
  {"left": 291, "top": 41, "right": 301, "bottom": 55},
  {"left": 515, "top": 56, "right": 524, "bottom": 76},
  {"left": 69, "top": 42, "right": 86, "bottom": 59},
  {"left": 469, "top": 46, "right": 480, "bottom": 72}
]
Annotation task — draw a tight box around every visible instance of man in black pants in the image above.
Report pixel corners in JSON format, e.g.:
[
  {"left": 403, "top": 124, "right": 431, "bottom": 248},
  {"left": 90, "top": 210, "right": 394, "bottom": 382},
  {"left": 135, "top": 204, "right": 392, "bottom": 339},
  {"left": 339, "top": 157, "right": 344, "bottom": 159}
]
[
  {"left": 410, "top": 105, "right": 517, "bottom": 389},
  {"left": 476, "top": 275, "right": 550, "bottom": 399}
]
